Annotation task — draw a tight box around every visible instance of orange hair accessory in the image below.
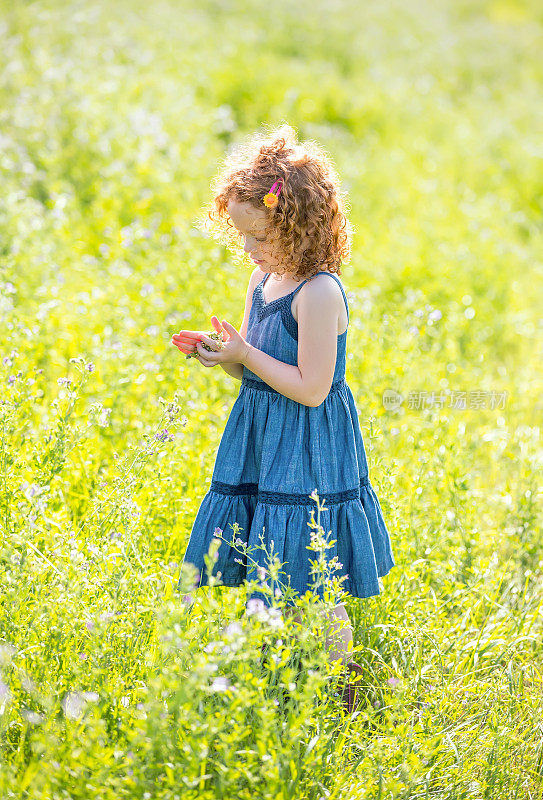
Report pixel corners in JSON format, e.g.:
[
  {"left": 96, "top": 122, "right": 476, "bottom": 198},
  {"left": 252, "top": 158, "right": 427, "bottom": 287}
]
[{"left": 263, "top": 179, "right": 283, "bottom": 208}]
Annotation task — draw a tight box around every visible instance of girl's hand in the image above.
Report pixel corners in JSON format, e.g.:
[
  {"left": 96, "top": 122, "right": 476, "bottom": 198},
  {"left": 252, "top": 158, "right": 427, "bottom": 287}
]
[
  {"left": 195, "top": 319, "right": 250, "bottom": 368},
  {"left": 171, "top": 316, "right": 225, "bottom": 358}
]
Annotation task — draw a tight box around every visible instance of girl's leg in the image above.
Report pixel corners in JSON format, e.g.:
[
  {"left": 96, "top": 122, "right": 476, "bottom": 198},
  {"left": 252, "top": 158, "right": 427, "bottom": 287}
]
[
  {"left": 283, "top": 603, "right": 352, "bottom": 665},
  {"left": 323, "top": 604, "right": 352, "bottom": 665},
  {"left": 283, "top": 602, "right": 361, "bottom": 712}
]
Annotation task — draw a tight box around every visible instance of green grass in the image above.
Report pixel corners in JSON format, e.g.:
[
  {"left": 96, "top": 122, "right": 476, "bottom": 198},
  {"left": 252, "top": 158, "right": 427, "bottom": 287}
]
[{"left": 0, "top": 0, "right": 542, "bottom": 797}]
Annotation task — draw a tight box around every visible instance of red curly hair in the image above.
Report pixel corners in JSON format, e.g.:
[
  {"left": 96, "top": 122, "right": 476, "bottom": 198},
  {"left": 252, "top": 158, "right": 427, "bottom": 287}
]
[{"left": 199, "top": 124, "right": 353, "bottom": 280}]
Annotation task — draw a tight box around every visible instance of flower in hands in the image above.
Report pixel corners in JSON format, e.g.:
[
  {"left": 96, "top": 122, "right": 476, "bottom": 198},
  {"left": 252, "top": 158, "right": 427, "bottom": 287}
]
[
  {"left": 171, "top": 315, "right": 227, "bottom": 358},
  {"left": 171, "top": 315, "right": 250, "bottom": 368},
  {"left": 185, "top": 331, "right": 224, "bottom": 359},
  {"left": 194, "top": 319, "right": 250, "bottom": 368}
]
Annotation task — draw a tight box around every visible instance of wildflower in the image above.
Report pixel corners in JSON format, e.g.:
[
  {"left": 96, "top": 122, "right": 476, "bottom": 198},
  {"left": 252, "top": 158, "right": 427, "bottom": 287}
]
[
  {"left": 98, "top": 408, "right": 111, "bottom": 427},
  {"left": 257, "top": 566, "right": 266, "bottom": 581},
  {"left": 23, "top": 483, "right": 42, "bottom": 501},
  {"left": 21, "top": 709, "right": 43, "bottom": 725},
  {"left": 210, "top": 676, "right": 231, "bottom": 692},
  {"left": 246, "top": 598, "right": 266, "bottom": 616},
  {"left": 0, "top": 644, "right": 16, "bottom": 664},
  {"left": 57, "top": 377, "right": 72, "bottom": 387},
  {"left": 387, "top": 676, "right": 400, "bottom": 688},
  {"left": 224, "top": 621, "right": 242, "bottom": 637},
  {"left": 310, "top": 488, "right": 318, "bottom": 501},
  {"left": 0, "top": 681, "right": 11, "bottom": 702},
  {"left": 62, "top": 692, "right": 87, "bottom": 719},
  {"left": 268, "top": 608, "right": 284, "bottom": 629},
  {"left": 165, "top": 401, "right": 180, "bottom": 421},
  {"left": 213, "top": 527, "right": 223, "bottom": 538},
  {"left": 85, "top": 362, "right": 95, "bottom": 372},
  {"left": 186, "top": 331, "right": 225, "bottom": 359},
  {"left": 22, "top": 675, "right": 37, "bottom": 694},
  {"left": 154, "top": 429, "right": 173, "bottom": 442}
]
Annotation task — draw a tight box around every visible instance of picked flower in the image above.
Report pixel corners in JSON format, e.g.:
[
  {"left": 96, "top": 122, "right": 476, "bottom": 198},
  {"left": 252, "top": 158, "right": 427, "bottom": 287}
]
[{"left": 186, "top": 331, "right": 225, "bottom": 359}]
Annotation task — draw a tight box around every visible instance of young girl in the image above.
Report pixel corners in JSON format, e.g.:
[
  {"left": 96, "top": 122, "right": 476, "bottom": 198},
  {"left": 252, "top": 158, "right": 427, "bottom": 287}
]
[{"left": 172, "top": 125, "right": 395, "bottom": 712}]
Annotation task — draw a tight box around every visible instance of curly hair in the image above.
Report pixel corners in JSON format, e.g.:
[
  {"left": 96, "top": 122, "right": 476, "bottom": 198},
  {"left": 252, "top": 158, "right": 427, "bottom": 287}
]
[{"left": 198, "top": 124, "right": 353, "bottom": 280}]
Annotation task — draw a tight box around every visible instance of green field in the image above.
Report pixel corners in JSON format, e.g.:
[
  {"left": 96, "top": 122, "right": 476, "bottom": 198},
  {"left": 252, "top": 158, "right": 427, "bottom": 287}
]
[{"left": 1, "top": 0, "right": 542, "bottom": 797}]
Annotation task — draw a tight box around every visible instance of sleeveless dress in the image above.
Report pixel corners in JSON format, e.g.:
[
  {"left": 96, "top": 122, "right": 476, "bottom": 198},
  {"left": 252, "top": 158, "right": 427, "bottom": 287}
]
[{"left": 177, "top": 270, "right": 395, "bottom": 608}]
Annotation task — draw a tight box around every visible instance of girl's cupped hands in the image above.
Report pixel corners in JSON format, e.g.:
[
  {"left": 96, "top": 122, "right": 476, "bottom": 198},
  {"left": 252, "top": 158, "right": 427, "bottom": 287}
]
[{"left": 171, "top": 315, "right": 250, "bottom": 367}]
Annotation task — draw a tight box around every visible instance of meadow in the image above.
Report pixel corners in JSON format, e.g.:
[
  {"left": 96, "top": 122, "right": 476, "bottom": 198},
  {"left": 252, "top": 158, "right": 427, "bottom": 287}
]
[{"left": 1, "top": 0, "right": 542, "bottom": 797}]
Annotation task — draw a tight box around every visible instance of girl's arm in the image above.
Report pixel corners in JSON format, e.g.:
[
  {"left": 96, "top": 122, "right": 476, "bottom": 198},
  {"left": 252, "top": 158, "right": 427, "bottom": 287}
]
[{"left": 195, "top": 275, "right": 342, "bottom": 407}]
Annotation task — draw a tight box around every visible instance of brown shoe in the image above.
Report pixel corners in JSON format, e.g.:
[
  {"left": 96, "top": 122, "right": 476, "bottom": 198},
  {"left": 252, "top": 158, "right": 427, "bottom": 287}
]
[{"left": 340, "top": 661, "right": 364, "bottom": 714}]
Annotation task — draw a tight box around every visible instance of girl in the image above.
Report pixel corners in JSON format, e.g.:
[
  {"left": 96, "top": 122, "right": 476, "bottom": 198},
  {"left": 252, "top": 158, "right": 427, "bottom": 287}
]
[{"left": 172, "top": 125, "right": 395, "bottom": 713}]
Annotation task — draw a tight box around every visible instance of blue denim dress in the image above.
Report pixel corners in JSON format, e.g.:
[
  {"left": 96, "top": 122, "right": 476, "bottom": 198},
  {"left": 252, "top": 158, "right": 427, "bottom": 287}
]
[{"left": 178, "top": 270, "right": 395, "bottom": 607}]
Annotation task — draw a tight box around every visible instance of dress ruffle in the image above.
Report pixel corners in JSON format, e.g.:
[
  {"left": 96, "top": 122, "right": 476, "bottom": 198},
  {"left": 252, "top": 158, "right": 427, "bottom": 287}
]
[{"left": 179, "top": 476, "right": 394, "bottom": 607}]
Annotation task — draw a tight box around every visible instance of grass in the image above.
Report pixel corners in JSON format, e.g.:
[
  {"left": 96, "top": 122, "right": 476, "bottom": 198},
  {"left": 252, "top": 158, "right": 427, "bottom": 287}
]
[{"left": 0, "top": 0, "right": 542, "bottom": 797}]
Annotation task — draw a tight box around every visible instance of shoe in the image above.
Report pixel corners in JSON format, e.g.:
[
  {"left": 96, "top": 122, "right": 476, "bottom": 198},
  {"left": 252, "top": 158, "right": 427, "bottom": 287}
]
[{"left": 340, "top": 661, "right": 364, "bottom": 714}]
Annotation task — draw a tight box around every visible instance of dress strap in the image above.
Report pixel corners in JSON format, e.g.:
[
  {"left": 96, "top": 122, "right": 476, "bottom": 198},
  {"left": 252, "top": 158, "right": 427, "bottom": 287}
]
[
  {"left": 290, "top": 278, "right": 309, "bottom": 297},
  {"left": 263, "top": 271, "right": 309, "bottom": 298},
  {"left": 308, "top": 270, "right": 349, "bottom": 323}
]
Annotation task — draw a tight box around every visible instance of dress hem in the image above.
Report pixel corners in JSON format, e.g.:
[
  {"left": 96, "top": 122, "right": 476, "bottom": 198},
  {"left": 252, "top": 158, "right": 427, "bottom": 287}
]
[{"left": 180, "top": 559, "right": 395, "bottom": 605}]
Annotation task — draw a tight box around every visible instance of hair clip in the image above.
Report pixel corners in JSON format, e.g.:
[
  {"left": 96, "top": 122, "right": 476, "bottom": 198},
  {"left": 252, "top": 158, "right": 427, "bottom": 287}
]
[{"left": 263, "top": 179, "right": 283, "bottom": 209}]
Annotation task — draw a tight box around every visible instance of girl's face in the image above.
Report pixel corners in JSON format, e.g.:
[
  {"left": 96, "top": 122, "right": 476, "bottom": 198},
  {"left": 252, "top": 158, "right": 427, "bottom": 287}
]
[{"left": 227, "top": 198, "right": 280, "bottom": 272}]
